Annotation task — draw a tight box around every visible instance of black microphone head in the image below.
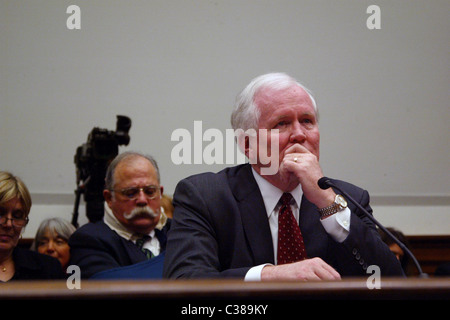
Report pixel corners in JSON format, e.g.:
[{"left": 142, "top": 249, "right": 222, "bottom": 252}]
[{"left": 318, "top": 177, "right": 332, "bottom": 190}]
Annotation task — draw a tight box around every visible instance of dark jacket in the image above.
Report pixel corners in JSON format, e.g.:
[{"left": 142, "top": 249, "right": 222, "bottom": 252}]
[
  {"left": 10, "top": 247, "right": 65, "bottom": 281},
  {"left": 163, "top": 164, "right": 404, "bottom": 279},
  {"left": 69, "top": 219, "right": 170, "bottom": 279}
]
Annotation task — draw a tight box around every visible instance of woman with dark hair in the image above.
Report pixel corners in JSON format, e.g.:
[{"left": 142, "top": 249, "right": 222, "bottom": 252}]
[{"left": 32, "top": 217, "right": 76, "bottom": 271}]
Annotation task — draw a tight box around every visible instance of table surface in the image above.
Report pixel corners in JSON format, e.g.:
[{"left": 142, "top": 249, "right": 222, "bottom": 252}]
[{"left": 1, "top": 277, "right": 449, "bottom": 300}]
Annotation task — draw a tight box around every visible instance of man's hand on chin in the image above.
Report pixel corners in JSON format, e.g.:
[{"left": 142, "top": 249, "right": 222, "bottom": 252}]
[{"left": 279, "top": 144, "right": 336, "bottom": 208}]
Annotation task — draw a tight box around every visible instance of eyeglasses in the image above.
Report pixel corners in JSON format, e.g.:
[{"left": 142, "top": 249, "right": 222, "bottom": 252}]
[
  {"left": 112, "top": 185, "right": 160, "bottom": 200},
  {"left": 0, "top": 215, "right": 29, "bottom": 228}
]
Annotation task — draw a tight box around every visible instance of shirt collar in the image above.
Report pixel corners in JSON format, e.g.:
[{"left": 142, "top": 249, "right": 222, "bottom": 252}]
[{"left": 251, "top": 167, "right": 303, "bottom": 217}]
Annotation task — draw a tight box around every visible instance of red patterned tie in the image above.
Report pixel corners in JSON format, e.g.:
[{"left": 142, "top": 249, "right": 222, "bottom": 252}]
[{"left": 277, "top": 193, "right": 307, "bottom": 265}]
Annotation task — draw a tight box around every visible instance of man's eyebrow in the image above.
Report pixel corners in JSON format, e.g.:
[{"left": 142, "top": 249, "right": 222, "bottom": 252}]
[{"left": 275, "top": 115, "right": 289, "bottom": 120}]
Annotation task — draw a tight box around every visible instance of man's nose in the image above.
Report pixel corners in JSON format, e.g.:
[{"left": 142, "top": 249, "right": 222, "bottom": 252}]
[
  {"left": 290, "top": 122, "right": 307, "bottom": 143},
  {"left": 135, "top": 189, "right": 148, "bottom": 204}
]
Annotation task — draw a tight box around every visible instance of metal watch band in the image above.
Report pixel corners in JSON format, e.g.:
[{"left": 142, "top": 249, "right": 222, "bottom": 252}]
[{"left": 318, "top": 203, "right": 341, "bottom": 219}]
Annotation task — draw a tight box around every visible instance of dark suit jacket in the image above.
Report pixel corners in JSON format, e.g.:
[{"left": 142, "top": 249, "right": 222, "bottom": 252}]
[
  {"left": 11, "top": 247, "right": 65, "bottom": 280},
  {"left": 163, "top": 164, "right": 404, "bottom": 279},
  {"left": 69, "top": 220, "right": 170, "bottom": 279}
]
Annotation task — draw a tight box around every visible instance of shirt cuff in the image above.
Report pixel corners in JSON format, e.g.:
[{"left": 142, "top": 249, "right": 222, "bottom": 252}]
[
  {"left": 244, "top": 263, "right": 272, "bottom": 281},
  {"left": 320, "top": 207, "right": 351, "bottom": 243}
]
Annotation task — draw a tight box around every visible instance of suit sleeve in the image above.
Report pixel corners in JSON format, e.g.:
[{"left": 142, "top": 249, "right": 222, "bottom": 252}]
[
  {"left": 163, "top": 178, "right": 250, "bottom": 279},
  {"left": 331, "top": 185, "right": 405, "bottom": 277}
]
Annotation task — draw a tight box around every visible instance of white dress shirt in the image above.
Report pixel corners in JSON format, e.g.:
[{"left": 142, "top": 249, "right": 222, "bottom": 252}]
[{"left": 244, "top": 168, "right": 351, "bottom": 281}]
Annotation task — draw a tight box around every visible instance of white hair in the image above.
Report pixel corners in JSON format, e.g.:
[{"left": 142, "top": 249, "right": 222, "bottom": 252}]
[{"left": 231, "top": 72, "right": 318, "bottom": 131}]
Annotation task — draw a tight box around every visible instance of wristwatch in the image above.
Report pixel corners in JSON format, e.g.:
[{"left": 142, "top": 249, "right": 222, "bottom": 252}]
[{"left": 318, "top": 194, "right": 347, "bottom": 219}]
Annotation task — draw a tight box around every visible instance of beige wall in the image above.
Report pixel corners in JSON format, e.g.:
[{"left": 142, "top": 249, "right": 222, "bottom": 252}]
[{"left": 2, "top": 1, "right": 449, "bottom": 237}]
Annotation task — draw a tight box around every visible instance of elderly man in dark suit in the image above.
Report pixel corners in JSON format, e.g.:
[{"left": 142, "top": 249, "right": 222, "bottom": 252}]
[
  {"left": 163, "top": 72, "right": 404, "bottom": 280},
  {"left": 69, "top": 152, "right": 170, "bottom": 279}
]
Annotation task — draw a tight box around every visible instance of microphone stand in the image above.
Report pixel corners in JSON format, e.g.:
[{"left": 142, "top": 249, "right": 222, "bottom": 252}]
[{"left": 318, "top": 177, "right": 427, "bottom": 278}]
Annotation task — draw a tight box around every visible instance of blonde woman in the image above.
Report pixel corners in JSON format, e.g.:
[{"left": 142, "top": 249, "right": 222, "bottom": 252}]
[{"left": 0, "top": 171, "right": 64, "bottom": 281}]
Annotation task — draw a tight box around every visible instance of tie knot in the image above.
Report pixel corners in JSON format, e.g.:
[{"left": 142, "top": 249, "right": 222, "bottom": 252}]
[
  {"left": 280, "top": 193, "right": 293, "bottom": 206},
  {"left": 135, "top": 235, "right": 151, "bottom": 248}
]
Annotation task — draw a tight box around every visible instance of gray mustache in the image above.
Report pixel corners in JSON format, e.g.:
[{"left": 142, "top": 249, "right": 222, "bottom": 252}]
[{"left": 124, "top": 206, "right": 159, "bottom": 220}]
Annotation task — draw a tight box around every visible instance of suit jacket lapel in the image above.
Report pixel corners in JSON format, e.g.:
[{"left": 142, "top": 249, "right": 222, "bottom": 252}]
[
  {"left": 155, "top": 227, "right": 167, "bottom": 251},
  {"left": 229, "top": 164, "right": 274, "bottom": 265}
]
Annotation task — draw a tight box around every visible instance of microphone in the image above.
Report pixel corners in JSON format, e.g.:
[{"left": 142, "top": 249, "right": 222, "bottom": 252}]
[{"left": 318, "top": 177, "right": 427, "bottom": 278}]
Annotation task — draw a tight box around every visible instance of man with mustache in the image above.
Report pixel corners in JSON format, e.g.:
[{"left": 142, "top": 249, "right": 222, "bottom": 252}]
[
  {"left": 69, "top": 152, "right": 170, "bottom": 279},
  {"left": 163, "top": 73, "right": 404, "bottom": 280}
]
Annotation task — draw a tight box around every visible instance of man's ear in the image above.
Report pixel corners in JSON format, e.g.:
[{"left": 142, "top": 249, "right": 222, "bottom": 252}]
[
  {"left": 245, "top": 132, "right": 259, "bottom": 164},
  {"left": 243, "top": 135, "right": 250, "bottom": 158},
  {"left": 103, "top": 189, "right": 113, "bottom": 207},
  {"left": 236, "top": 131, "right": 255, "bottom": 160}
]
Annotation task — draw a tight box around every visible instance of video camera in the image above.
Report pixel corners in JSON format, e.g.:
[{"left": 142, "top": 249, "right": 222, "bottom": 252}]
[{"left": 72, "top": 115, "right": 131, "bottom": 226}]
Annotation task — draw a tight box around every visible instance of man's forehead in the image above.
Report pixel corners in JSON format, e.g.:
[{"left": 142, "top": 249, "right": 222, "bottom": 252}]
[
  {"left": 114, "top": 157, "right": 157, "bottom": 181},
  {"left": 255, "top": 84, "right": 313, "bottom": 108}
]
